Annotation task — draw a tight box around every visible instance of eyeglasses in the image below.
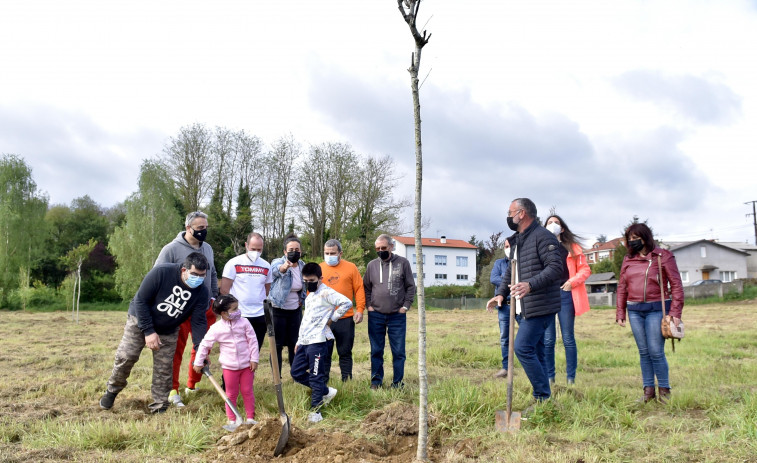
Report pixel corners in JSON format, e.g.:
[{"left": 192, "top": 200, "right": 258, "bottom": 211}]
[
  {"left": 375, "top": 246, "right": 390, "bottom": 251},
  {"left": 192, "top": 226, "right": 208, "bottom": 231},
  {"left": 507, "top": 209, "right": 522, "bottom": 218}
]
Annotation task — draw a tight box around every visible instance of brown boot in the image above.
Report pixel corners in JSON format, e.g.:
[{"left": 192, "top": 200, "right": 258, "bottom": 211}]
[
  {"left": 637, "top": 386, "right": 656, "bottom": 403},
  {"left": 658, "top": 387, "right": 671, "bottom": 403}
]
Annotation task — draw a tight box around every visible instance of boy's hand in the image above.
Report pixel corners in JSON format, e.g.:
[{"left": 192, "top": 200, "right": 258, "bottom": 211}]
[
  {"left": 250, "top": 362, "right": 258, "bottom": 372},
  {"left": 294, "top": 344, "right": 300, "bottom": 353},
  {"left": 192, "top": 365, "right": 203, "bottom": 374}
]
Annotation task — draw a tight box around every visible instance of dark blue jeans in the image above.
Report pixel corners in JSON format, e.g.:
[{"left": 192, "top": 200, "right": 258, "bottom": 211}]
[
  {"left": 368, "top": 311, "right": 406, "bottom": 387},
  {"left": 497, "top": 304, "right": 521, "bottom": 369},
  {"left": 514, "top": 312, "right": 553, "bottom": 400},
  {"left": 543, "top": 290, "right": 577, "bottom": 381},
  {"left": 628, "top": 303, "right": 670, "bottom": 388},
  {"left": 290, "top": 340, "right": 332, "bottom": 409}
]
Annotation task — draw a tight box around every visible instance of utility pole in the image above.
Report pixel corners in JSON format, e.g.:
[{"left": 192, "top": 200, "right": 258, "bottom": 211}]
[{"left": 746, "top": 200, "right": 757, "bottom": 245}]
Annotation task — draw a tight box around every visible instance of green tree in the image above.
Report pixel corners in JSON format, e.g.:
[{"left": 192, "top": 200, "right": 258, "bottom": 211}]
[
  {"left": 109, "top": 161, "right": 182, "bottom": 299},
  {"left": 60, "top": 238, "right": 97, "bottom": 323},
  {"left": 611, "top": 241, "right": 627, "bottom": 278},
  {"left": 590, "top": 259, "right": 614, "bottom": 275},
  {"left": 0, "top": 154, "right": 48, "bottom": 304}
]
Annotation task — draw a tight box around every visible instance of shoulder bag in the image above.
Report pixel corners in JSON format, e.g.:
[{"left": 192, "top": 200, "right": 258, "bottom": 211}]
[{"left": 658, "top": 255, "right": 684, "bottom": 351}]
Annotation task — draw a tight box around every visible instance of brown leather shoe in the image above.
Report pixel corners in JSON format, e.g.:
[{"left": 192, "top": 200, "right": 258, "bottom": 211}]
[
  {"left": 658, "top": 387, "right": 671, "bottom": 403},
  {"left": 637, "top": 386, "right": 656, "bottom": 403}
]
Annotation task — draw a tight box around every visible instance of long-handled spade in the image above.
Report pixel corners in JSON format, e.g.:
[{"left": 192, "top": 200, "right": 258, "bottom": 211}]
[
  {"left": 495, "top": 254, "right": 522, "bottom": 432},
  {"left": 202, "top": 365, "right": 244, "bottom": 432},
  {"left": 264, "top": 299, "right": 290, "bottom": 457}
]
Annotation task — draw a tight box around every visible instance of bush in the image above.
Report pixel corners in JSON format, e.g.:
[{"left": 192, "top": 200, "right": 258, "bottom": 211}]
[
  {"left": 5, "top": 281, "right": 63, "bottom": 310},
  {"left": 424, "top": 284, "right": 478, "bottom": 298}
]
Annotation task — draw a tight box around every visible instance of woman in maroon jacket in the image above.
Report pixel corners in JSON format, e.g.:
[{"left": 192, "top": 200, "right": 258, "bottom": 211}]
[{"left": 616, "top": 223, "right": 684, "bottom": 403}]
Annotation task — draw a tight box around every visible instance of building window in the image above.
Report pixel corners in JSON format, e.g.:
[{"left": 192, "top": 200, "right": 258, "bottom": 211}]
[
  {"left": 700, "top": 246, "right": 707, "bottom": 258},
  {"left": 435, "top": 273, "right": 447, "bottom": 280},
  {"left": 456, "top": 256, "right": 468, "bottom": 267},
  {"left": 434, "top": 255, "right": 447, "bottom": 266},
  {"left": 721, "top": 271, "right": 737, "bottom": 283},
  {"left": 598, "top": 251, "right": 609, "bottom": 261},
  {"left": 412, "top": 253, "right": 426, "bottom": 265},
  {"left": 680, "top": 271, "right": 689, "bottom": 283},
  {"left": 456, "top": 274, "right": 468, "bottom": 280},
  {"left": 412, "top": 273, "right": 426, "bottom": 279}
]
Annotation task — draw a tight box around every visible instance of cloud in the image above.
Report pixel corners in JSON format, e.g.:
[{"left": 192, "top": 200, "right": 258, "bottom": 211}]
[
  {"left": 308, "top": 66, "right": 715, "bottom": 243},
  {"left": 613, "top": 70, "right": 742, "bottom": 125},
  {"left": 0, "top": 104, "right": 166, "bottom": 207}
]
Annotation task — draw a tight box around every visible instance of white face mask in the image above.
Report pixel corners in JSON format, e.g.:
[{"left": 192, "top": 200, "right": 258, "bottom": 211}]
[
  {"left": 247, "top": 250, "right": 261, "bottom": 262},
  {"left": 504, "top": 247, "right": 511, "bottom": 258},
  {"left": 546, "top": 222, "right": 562, "bottom": 236}
]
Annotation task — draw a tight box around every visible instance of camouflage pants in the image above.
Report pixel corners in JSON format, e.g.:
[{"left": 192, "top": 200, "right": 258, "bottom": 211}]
[{"left": 106, "top": 314, "right": 179, "bottom": 412}]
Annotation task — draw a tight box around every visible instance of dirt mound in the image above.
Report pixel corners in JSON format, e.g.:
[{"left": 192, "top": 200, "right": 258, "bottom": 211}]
[{"left": 204, "top": 403, "right": 445, "bottom": 462}]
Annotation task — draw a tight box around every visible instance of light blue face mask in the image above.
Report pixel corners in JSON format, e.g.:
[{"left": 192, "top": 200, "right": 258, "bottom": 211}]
[
  {"left": 325, "top": 255, "right": 340, "bottom": 266},
  {"left": 185, "top": 274, "right": 205, "bottom": 289}
]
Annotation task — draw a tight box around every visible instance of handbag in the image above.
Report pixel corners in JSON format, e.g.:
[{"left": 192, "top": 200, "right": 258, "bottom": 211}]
[{"left": 658, "top": 256, "right": 684, "bottom": 351}]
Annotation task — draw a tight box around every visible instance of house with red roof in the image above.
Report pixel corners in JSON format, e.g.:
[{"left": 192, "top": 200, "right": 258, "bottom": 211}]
[
  {"left": 392, "top": 236, "right": 478, "bottom": 287},
  {"left": 583, "top": 237, "right": 624, "bottom": 264}
]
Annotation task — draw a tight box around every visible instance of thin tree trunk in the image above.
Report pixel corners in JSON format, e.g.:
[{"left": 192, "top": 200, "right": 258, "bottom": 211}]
[
  {"left": 76, "top": 260, "right": 82, "bottom": 324},
  {"left": 396, "top": 1, "right": 431, "bottom": 461}
]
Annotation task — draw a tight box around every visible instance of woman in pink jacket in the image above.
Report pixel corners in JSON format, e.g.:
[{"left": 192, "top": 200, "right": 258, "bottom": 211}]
[
  {"left": 194, "top": 294, "right": 259, "bottom": 426},
  {"left": 543, "top": 214, "right": 591, "bottom": 386}
]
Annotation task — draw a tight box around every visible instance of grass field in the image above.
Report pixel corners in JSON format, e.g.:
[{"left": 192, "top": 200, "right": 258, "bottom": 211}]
[{"left": 1, "top": 301, "right": 756, "bottom": 462}]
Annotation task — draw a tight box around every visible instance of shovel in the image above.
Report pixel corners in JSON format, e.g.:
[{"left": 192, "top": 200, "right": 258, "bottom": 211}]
[
  {"left": 202, "top": 365, "right": 244, "bottom": 432},
  {"left": 495, "top": 254, "right": 521, "bottom": 432},
  {"left": 264, "top": 299, "right": 290, "bottom": 457}
]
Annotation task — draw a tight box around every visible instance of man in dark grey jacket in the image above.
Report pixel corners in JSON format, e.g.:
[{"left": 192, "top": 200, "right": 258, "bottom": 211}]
[
  {"left": 363, "top": 234, "right": 416, "bottom": 389},
  {"left": 487, "top": 198, "right": 562, "bottom": 402}
]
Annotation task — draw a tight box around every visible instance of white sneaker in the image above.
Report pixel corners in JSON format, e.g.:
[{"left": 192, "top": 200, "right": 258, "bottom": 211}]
[
  {"left": 308, "top": 412, "right": 323, "bottom": 423},
  {"left": 169, "top": 390, "right": 185, "bottom": 407},
  {"left": 184, "top": 387, "right": 197, "bottom": 395},
  {"left": 244, "top": 418, "right": 258, "bottom": 425},
  {"left": 322, "top": 387, "right": 337, "bottom": 406}
]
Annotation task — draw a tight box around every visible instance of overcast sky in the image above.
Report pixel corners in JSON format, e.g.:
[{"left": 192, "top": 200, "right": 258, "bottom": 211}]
[{"left": 2, "top": 0, "right": 756, "bottom": 246}]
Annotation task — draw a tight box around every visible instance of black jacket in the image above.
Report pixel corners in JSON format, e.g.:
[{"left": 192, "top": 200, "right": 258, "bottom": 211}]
[{"left": 496, "top": 220, "right": 562, "bottom": 318}]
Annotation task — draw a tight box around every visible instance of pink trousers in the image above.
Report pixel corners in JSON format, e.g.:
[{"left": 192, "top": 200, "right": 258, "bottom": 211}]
[{"left": 222, "top": 367, "right": 255, "bottom": 421}]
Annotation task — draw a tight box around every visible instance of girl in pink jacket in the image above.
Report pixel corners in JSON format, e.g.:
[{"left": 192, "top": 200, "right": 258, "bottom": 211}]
[{"left": 194, "top": 294, "right": 259, "bottom": 425}]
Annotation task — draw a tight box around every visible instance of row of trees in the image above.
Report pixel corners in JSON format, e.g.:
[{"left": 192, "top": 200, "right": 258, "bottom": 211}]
[{"left": 1, "top": 128, "right": 411, "bottom": 308}]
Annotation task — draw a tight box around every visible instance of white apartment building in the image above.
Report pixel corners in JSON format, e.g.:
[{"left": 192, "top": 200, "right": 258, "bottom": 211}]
[{"left": 392, "top": 236, "right": 478, "bottom": 287}]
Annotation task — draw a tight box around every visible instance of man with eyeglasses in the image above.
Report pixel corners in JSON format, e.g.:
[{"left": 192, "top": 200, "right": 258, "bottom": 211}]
[
  {"left": 363, "top": 234, "right": 416, "bottom": 389},
  {"left": 99, "top": 252, "right": 210, "bottom": 414},
  {"left": 154, "top": 211, "right": 219, "bottom": 407},
  {"left": 486, "top": 198, "right": 562, "bottom": 407}
]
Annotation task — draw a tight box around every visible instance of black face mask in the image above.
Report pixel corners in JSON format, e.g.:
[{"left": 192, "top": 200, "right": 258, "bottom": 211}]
[
  {"left": 378, "top": 250, "right": 391, "bottom": 261},
  {"left": 628, "top": 239, "right": 644, "bottom": 253},
  {"left": 306, "top": 281, "right": 319, "bottom": 292},
  {"left": 506, "top": 216, "right": 519, "bottom": 232},
  {"left": 192, "top": 228, "right": 208, "bottom": 242},
  {"left": 287, "top": 251, "right": 301, "bottom": 263}
]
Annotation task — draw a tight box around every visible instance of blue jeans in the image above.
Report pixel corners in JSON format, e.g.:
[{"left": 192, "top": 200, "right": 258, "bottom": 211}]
[
  {"left": 627, "top": 303, "right": 670, "bottom": 388},
  {"left": 368, "top": 311, "right": 406, "bottom": 387},
  {"left": 290, "top": 340, "right": 332, "bottom": 409},
  {"left": 514, "top": 312, "right": 553, "bottom": 400},
  {"left": 497, "top": 305, "right": 521, "bottom": 369},
  {"left": 544, "top": 290, "right": 577, "bottom": 381}
]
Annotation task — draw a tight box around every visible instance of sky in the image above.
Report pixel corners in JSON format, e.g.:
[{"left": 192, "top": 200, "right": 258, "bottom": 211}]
[{"left": 2, "top": 0, "right": 757, "bottom": 247}]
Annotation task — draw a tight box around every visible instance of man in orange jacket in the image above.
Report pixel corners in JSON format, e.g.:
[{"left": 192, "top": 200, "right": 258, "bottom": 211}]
[{"left": 319, "top": 239, "right": 366, "bottom": 383}]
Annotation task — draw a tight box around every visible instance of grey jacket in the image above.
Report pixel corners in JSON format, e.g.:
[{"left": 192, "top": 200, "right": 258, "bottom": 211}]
[
  {"left": 154, "top": 232, "right": 218, "bottom": 298},
  {"left": 363, "top": 254, "right": 416, "bottom": 314}
]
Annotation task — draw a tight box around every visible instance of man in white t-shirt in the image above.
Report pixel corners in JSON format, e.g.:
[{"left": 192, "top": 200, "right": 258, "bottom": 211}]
[{"left": 220, "top": 232, "right": 273, "bottom": 349}]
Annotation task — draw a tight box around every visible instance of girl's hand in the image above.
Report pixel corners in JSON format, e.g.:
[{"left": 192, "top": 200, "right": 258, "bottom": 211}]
[
  {"left": 616, "top": 319, "right": 626, "bottom": 328},
  {"left": 672, "top": 317, "right": 681, "bottom": 327},
  {"left": 561, "top": 281, "right": 572, "bottom": 291},
  {"left": 192, "top": 365, "right": 203, "bottom": 374},
  {"left": 250, "top": 362, "right": 258, "bottom": 372}
]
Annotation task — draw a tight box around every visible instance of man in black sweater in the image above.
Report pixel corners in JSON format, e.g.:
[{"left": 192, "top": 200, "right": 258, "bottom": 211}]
[
  {"left": 100, "top": 252, "right": 210, "bottom": 413},
  {"left": 487, "top": 198, "right": 562, "bottom": 403}
]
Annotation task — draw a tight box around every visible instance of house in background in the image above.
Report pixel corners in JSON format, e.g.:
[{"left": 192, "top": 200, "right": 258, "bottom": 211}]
[
  {"left": 719, "top": 242, "right": 757, "bottom": 279},
  {"left": 663, "top": 240, "right": 749, "bottom": 285},
  {"left": 393, "top": 236, "right": 477, "bottom": 287},
  {"left": 584, "top": 237, "right": 624, "bottom": 264}
]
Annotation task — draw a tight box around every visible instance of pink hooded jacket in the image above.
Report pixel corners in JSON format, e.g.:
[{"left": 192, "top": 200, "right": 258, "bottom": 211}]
[{"left": 194, "top": 317, "right": 259, "bottom": 371}]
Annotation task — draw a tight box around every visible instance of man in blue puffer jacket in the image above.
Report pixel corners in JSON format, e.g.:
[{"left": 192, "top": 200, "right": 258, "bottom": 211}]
[{"left": 487, "top": 198, "right": 562, "bottom": 402}]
